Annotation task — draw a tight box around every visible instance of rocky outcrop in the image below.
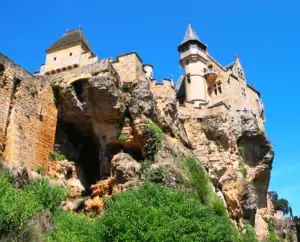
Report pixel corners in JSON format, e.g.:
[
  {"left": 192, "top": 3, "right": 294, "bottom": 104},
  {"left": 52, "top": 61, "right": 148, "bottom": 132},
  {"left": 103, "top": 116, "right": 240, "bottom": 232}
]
[
  {"left": 178, "top": 108, "right": 274, "bottom": 236},
  {"left": 110, "top": 153, "right": 141, "bottom": 189}
]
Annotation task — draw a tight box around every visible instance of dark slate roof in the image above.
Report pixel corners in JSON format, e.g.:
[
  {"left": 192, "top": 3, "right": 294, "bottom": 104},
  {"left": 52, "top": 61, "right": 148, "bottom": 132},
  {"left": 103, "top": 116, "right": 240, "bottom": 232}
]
[
  {"left": 180, "top": 24, "right": 200, "bottom": 45},
  {"left": 46, "top": 28, "right": 94, "bottom": 54}
]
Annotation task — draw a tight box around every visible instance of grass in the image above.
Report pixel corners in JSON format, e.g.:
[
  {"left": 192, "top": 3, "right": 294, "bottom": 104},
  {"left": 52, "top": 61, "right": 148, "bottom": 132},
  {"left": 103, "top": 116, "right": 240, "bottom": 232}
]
[
  {"left": 181, "top": 156, "right": 227, "bottom": 217},
  {"left": 124, "top": 117, "right": 131, "bottom": 125},
  {"left": 49, "top": 151, "right": 66, "bottom": 161}
]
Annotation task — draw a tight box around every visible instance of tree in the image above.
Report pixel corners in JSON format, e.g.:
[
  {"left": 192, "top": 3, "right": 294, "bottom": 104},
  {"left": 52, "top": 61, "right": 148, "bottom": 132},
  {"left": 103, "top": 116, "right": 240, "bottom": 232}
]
[{"left": 270, "top": 191, "right": 290, "bottom": 215}]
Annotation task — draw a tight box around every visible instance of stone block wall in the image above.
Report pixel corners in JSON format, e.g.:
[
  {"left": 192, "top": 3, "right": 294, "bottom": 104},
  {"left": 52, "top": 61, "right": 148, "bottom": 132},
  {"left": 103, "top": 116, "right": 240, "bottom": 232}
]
[
  {"left": 0, "top": 53, "right": 57, "bottom": 170},
  {"left": 112, "top": 52, "right": 146, "bottom": 83}
]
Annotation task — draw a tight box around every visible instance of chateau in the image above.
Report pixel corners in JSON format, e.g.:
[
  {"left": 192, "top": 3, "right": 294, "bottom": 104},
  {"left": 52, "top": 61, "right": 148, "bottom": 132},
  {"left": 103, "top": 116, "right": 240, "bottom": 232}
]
[{"left": 37, "top": 24, "right": 265, "bottom": 128}]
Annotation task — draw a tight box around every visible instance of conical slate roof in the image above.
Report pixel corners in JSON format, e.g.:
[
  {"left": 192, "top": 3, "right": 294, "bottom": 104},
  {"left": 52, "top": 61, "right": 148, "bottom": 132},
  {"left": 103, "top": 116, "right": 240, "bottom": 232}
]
[
  {"left": 46, "top": 27, "right": 94, "bottom": 54},
  {"left": 180, "top": 23, "right": 200, "bottom": 45}
]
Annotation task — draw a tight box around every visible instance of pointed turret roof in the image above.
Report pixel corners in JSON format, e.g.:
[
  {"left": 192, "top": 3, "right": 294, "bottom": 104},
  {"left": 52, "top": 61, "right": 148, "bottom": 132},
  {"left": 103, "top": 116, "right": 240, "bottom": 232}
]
[
  {"left": 46, "top": 27, "right": 94, "bottom": 55},
  {"left": 180, "top": 23, "right": 200, "bottom": 45}
]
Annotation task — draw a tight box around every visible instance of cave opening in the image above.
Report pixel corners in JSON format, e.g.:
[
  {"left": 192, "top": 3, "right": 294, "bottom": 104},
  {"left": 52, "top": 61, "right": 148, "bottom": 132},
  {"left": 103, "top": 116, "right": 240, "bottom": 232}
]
[{"left": 55, "top": 120, "right": 101, "bottom": 187}]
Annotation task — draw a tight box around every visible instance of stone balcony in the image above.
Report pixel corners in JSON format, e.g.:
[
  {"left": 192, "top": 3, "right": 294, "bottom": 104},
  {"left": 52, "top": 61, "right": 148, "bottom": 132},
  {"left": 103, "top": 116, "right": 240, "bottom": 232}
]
[{"left": 204, "top": 68, "right": 218, "bottom": 83}]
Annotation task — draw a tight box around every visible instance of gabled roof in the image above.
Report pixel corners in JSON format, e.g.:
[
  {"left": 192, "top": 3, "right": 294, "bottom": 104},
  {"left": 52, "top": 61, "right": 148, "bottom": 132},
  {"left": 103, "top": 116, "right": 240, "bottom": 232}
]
[
  {"left": 46, "top": 27, "right": 94, "bottom": 54},
  {"left": 180, "top": 23, "right": 200, "bottom": 45}
]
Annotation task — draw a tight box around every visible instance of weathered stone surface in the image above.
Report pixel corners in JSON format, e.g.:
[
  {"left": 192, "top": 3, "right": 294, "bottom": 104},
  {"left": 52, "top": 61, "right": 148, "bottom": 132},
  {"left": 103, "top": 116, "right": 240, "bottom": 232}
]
[
  {"left": 110, "top": 153, "right": 141, "bottom": 188},
  {"left": 84, "top": 196, "right": 104, "bottom": 214}
]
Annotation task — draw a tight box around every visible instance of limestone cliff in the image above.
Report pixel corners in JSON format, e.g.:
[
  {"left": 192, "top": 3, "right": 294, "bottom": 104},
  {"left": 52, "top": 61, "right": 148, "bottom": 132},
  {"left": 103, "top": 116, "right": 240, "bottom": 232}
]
[{"left": 0, "top": 52, "right": 274, "bottom": 241}]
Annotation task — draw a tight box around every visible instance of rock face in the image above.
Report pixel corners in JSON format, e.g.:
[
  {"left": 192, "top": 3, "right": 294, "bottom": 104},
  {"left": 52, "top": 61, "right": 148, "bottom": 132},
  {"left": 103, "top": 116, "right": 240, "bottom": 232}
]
[
  {"left": 0, "top": 52, "right": 275, "bottom": 240},
  {"left": 178, "top": 108, "right": 274, "bottom": 236}
]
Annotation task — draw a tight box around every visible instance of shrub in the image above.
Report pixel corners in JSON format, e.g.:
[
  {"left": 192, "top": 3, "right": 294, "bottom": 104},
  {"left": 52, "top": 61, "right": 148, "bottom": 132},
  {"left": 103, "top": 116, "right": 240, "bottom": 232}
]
[
  {"left": 143, "top": 166, "right": 165, "bottom": 183},
  {"left": 0, "top": 164, "right": 15, "bottom": 184},
  {"left": 239, "top": 158, "right": 247, "bottom": 178},
  {"left": 0, "top": 177, "right": 42, "bottom": 236},
  {"left": 124, "top": 117, "right": 131, "bottom": 125},
  {"left": 100, "top": 182, "right": 239, "bottom": 241},
  {"left": 49, "top": 151, "right": 66, "bottom": 161},
  {"left": 181, "top": 156, "right": 227, "bottom": 216},
  {"left": 238, "top": 146, "right": 245, "bottom": 158},
  {"left": 31, "top": 90, "right": 38, "bottom": 97},
  {"left": 91, "top": 71, "right": 101, "bottom": 76},
  {"left": 241, "top": 220, "right": 258, "bottom": 242},
  {"left": 50, "top": 78, "right": 57, "bottom": 87},
  {"left": 142, "top": 119, "right": 163, "bottom": 159},
  {"left": 118, "top": 133, "right": 128, "bottom": 142},
  {"left": 36, "top": 166, "right": 45, "bottom": 175},
  {"left": 267, "top": 219, "right": 275, "bottom": 233},
  {"left": 267, "top": 233, "right": 278, "bottom": 242},
  {"left": 24, "top": 178, "right": 68, "bottom": 213},
  {"left": 45, "top": 210, "right": 103, "bottom": 242}
]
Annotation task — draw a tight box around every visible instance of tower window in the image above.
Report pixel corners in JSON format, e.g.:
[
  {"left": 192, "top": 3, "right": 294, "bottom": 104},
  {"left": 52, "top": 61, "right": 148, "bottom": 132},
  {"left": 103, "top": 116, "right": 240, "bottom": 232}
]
[
  {"left": 70, "top": 53, "right": 72, "bottom": 56},
  {"left": 186, "top": 74, "right": 191, "bottom": 84},
  {"left": 212, "top": 81, "right": 222, "bottom": 95},
  {"left": 54, "top": 57, "right": 57, "bottom": 61}
]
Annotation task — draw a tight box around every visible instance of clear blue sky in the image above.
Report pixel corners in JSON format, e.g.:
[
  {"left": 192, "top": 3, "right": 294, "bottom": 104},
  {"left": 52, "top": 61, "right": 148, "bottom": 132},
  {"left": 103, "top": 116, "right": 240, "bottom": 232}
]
[{"left": 1, "top": 0, "right": 299, "bottom": 214}]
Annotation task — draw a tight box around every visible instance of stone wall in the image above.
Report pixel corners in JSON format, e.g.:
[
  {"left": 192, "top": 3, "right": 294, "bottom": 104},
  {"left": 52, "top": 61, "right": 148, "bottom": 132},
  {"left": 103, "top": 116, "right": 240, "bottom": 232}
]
[
  {"left": 112, "top": 52, "right": 147, "bottom": 83},
  {"left": 0, "top": 53, "right": 57, "bottom": 170}
]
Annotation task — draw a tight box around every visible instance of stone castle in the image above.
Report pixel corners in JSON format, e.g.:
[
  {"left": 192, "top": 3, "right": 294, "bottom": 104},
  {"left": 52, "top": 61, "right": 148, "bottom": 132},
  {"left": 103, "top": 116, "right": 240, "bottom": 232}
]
[
  {"left": 0, "top": 24, "right": 276, "bottom": 239},
  {"left": 37, "top": 24, "right": 265, "bottom": 128}
]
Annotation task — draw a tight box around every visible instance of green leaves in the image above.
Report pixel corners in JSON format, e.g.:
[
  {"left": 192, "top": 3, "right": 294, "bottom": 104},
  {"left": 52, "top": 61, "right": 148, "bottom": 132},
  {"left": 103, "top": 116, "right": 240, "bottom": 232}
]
[{"left": 142, "top": 119, "right": 164, "bottom": 159}]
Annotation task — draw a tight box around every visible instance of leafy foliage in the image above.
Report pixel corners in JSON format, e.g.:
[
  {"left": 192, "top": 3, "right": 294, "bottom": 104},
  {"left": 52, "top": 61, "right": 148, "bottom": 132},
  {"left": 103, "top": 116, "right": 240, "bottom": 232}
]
[
  {"left": 118, "top": 133, "right": 128, "bottom": 142},
  {"left": 239, "top": 159, "right": 247, "bottom": 178},
  {"left": 0, "top": 177, "right": 42, "bottom": 236},
  {"left": 24, "top": 178, "right": 68, "bottom": 213},
  {"left": 100, "top": 182, "right": 239, "bottom": 242},
  {"left": 35, "top": 166, "right": 45, "bottom": 175},
  {"left": 270, "top": 191, "right": 290, "bottom": 214},
  {"left": 143, "top": 166, "right": 166, "bottom": 183},
  {"left": 49, "top": 151, "right": 66, "bottom": 161},
  {"left": 181, "top": 156, "right": 227, "bottom": 217},
  {"left": 142, "top": 119, "right": 164, "bottom": 159},
  {"left": 0, "top": 166, "right": 68, "bottom": 237},
  {"left": 45, "top": 210, "right": 103, "bottom": 242},
  {"left": 241, "top": 220, "right": 258, "bottom": 242}
]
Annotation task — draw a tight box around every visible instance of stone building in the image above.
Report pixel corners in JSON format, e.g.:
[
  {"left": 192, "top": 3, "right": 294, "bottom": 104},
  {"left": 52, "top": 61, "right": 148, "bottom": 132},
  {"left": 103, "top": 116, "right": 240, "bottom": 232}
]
[
  {"left": 39, "top": 27, "right": 98, "bottom": 76},
  {"left": 175, "top": 24, "right": 265, "bottom": 129}
]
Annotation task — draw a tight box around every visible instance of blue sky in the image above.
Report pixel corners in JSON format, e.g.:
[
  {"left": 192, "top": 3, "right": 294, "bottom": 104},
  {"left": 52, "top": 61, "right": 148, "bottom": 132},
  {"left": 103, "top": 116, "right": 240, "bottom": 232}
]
[{"left": 1, "top": 0, "right": 299, "bottom": 214}]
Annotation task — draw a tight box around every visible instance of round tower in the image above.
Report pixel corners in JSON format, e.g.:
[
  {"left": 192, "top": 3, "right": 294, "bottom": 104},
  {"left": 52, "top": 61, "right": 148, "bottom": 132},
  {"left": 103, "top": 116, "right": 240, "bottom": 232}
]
[{"left": 178, "top": 24, "right": 209, "bottom": 106}]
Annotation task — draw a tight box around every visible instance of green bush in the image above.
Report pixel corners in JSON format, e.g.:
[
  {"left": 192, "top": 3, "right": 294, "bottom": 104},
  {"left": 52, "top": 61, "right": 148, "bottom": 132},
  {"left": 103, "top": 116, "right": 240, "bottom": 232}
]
[
  {"left": 0, "top": 177, "right": 42, "bottom": 236},
  {"left": 0, "top": 164, "right": 15, "bottom": 184},
  {"left": 45, "top": 210, "right": 103, "bottom": 242},
  {"left": 181, "top": 156, "right": 227, "bottom": 216},
  {"left": 267, "top": 219, "right": 275, "bottom": 233},
  {"left": 241, "top": 220, "right": 258, "bottom": 242},
  {"left": 36, "top": 166, "right": 45, "bottom": 175},
  {"left": 49, "top": 151, "right": 66, "bottom": 161},
  {"left": 142, "top": 119, "right": 163, "bottom": 159},
  {"left": 118, "top": 133, "right": 128, "bottom": 142},
  {"left": 24, "top": 178, "right": 68, "bottom": 213},
  {"left": 31, "top": 90, "right": 38, "bottom": 97},
  {"left": 100, "top": 182, "right": 239, "bottom": 241},
  {"left": 124, "top": 117, "right": 131, "bottom": 125},
  {"left": 267, "top": 233, "right": 278, "bottom": 242},
  {"left": 239, "top": 158, "right": 247, "bottom": 178},
  {"left": 143, "top": 166, "right": 165, "bottom": 183},
  {"left": 50, "top": 78, "right": 57, "bottom": 87}
]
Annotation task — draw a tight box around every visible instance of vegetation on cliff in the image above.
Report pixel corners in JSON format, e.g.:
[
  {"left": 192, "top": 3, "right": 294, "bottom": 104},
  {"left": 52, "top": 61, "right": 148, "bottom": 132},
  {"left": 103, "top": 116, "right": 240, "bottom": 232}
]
[{"left": 0, "top": 164, "right": 260, "bottom": 242}]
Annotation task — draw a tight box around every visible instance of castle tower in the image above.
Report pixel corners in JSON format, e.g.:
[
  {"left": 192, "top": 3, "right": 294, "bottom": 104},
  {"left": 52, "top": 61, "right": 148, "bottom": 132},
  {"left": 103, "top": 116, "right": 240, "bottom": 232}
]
[
  {"left": 178, "top": 24, "right": 209, "bottom": 107},
  {"left": 40, "top": 27, "right": 98, "bottom": 75}
]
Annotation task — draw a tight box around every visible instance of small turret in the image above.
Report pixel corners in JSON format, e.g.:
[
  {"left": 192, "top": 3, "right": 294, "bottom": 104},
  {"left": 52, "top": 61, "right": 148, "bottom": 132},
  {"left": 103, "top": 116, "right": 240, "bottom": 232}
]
[{"left": 178, "top": 24, "right": 209, "bottom": 107}]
